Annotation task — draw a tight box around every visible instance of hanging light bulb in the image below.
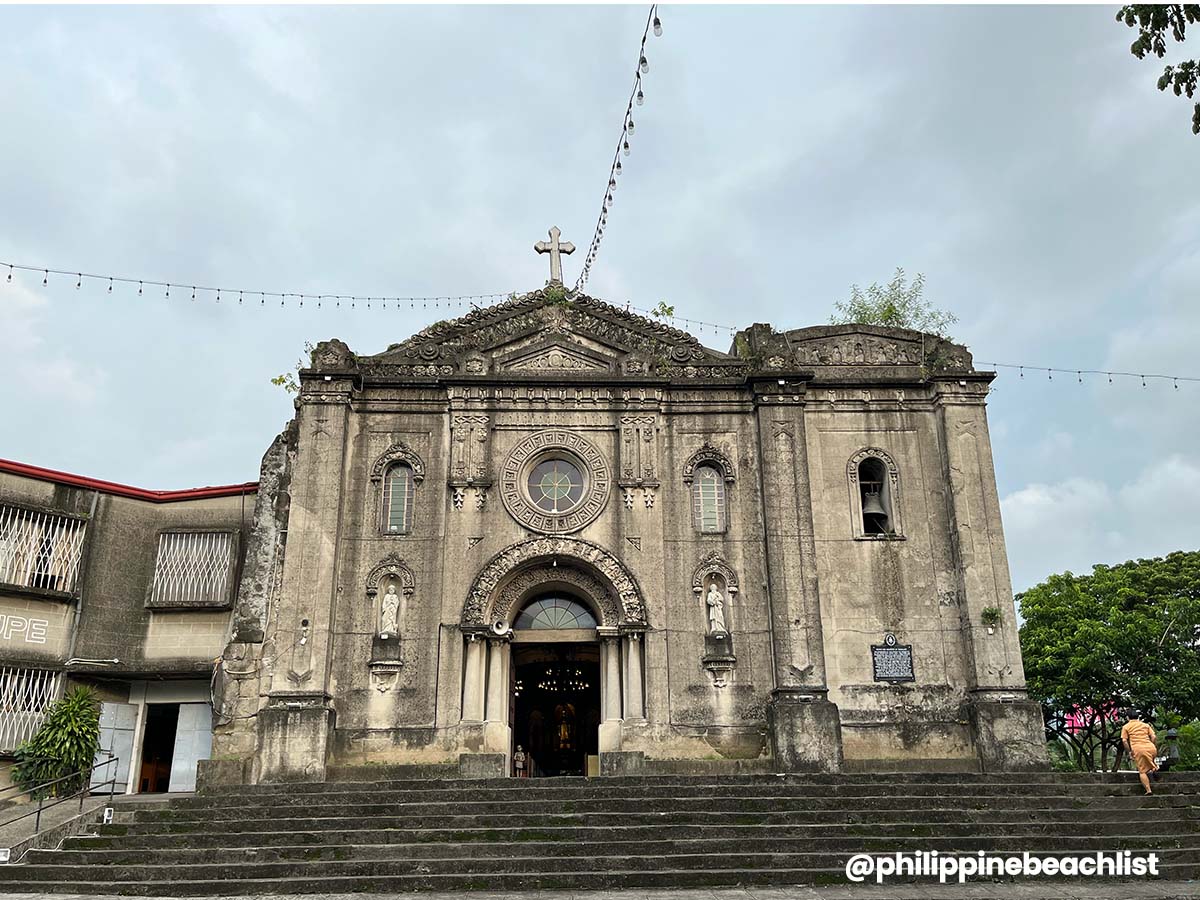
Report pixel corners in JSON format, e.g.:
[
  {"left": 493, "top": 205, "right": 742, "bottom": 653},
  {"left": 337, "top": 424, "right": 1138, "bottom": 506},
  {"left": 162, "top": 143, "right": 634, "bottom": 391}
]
[
  {"left": 627, "top": 117, "right": 635, "bottom": 136},
  {"left": 623, "top": 139, "right": 631, "bottom": 156},
  {"left": 639, "top": 54, "right": 649, "bottom": 74},
  {"left": 615, "top": 160, "right": 622, "bottom": 176},
  {"left": 609, "top": 176, "right": 617, "bottom": 191},
  {"left": 605, "top": 193, "right": 613, "bottom": 208},
  {"left": 636, "top": 88, "right": 644, "bottom": 106},
  {"left": 653, "top": 15, "right": 662, "bottom": 37}
]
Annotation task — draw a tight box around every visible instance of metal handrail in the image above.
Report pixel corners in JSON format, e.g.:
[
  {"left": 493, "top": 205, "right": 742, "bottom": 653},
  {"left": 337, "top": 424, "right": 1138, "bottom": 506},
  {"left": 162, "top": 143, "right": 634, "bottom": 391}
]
[
  {"left": 0, "top": 757, "right": 78, "bottom": 799},
  {"left": 0, "top": 756, "right": 119, "bottom": 838}
]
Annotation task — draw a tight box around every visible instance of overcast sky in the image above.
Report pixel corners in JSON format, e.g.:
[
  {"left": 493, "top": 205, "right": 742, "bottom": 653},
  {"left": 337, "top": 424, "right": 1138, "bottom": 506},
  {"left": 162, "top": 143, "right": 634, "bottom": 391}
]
[{"left": 2, "top": 5, "right": 1198, "bottom": 594}]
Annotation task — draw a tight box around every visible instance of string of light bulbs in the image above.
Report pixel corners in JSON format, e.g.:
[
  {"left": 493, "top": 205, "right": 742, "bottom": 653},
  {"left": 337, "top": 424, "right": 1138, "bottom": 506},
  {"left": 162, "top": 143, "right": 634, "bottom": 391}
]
[
  {"left": 573, "top": 4, "right": 662, "bottom": 292},
  {"left": 2, "top": 260, "right": 513, "bottom": 311},
  {"left": 8, "top": 258, "right": 1194, "bottom": 384}
]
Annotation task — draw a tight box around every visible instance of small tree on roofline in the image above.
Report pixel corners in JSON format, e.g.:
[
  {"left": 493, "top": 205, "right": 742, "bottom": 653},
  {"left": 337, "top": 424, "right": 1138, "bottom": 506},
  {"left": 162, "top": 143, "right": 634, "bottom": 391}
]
[{"left": 830, "top": 268, "right": 957, "bottom": 339}]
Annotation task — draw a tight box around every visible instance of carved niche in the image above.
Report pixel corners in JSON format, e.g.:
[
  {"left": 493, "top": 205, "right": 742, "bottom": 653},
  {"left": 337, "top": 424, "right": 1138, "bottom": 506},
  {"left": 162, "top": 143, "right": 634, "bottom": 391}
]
[
  {"left": 499, "top": 430, "right": 611, "bottom": 534},
  {"left": 681, "top": 442, "right": 736, "bottom": 484},
  {"left": 462, "top": 536, "right": 646, "bottom": 629},
  {"left": 449, "top": 414, "right": 491, "bottom": 487},
  {"left": 366, "top": 554, "right": 415, "bottom": 688},
  {"left": 692, "top": 551, "right": 739, "bottom": 688},
  {"left": 369, "top": 441, "right": 426, "bottom": 483}
]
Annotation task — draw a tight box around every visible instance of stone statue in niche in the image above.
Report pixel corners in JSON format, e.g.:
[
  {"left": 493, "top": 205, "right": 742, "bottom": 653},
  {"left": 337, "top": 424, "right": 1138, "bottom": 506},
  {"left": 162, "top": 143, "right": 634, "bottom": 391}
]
[
  {"left": 706, "top": 582, "right": 727, "bottom": 636},
  {"left": 380, "top": 582, "right": 401, "bottom": 637}
]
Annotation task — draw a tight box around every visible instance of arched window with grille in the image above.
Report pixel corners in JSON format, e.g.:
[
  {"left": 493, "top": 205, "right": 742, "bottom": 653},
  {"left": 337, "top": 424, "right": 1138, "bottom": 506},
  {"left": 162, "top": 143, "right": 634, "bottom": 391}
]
[
  {"left": 381, "top": 464, "right": 415, "bottom": 534},
  {"left": 692, "top": 464, "right": 727, "bottom": 534}
]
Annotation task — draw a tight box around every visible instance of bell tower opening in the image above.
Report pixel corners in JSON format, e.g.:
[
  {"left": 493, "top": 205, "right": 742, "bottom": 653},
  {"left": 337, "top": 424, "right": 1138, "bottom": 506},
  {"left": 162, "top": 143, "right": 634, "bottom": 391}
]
[{"left": 510, "top": 594, "right": 601, "bottom": 777}]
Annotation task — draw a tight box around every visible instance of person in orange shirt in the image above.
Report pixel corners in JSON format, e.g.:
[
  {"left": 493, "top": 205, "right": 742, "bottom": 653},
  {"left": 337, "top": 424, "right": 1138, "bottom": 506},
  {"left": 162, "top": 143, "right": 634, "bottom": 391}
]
[{"left": 1120, "top": 711, "right": 1159, "bottom": 795}]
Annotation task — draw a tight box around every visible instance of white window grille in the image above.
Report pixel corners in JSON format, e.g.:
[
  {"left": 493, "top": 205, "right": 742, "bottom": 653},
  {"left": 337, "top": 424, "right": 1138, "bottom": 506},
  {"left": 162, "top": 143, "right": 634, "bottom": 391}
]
[
  {"left": 148, "top": 531, "right": 238, "bottom": 609},
  {"left": 381, "top": 464, "right": 414, "bottom": 534},
  {"left": 692, "top": 465, "right": 727, "bottom": 533},
  {"left": 0, "top": 666, "right": 61, "bottom": 753},
  {"left": 0, "top": 505, "right": 87, "bottom": 594}
]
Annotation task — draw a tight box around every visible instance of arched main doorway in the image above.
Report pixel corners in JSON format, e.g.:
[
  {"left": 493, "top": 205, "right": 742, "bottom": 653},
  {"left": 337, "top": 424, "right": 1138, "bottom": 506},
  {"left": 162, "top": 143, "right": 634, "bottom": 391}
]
[
  {"left": 459, "top": 537, "right": 648, "bottom": 777},
  {"left": 511, "top": 594, "right": 600, "bottom": 777}
]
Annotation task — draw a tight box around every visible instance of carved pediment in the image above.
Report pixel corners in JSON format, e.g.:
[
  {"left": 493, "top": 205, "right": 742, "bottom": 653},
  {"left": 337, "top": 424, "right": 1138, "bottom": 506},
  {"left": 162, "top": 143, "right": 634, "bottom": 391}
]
[
  {"left": 362, "top": 288, "right": 730, "bottom": 374},
  {"left": 499, "top": 341, "right": 615, "bottom": 374},
  {"left": 785, "top": 325, "right": 973, "bottom": 372}
]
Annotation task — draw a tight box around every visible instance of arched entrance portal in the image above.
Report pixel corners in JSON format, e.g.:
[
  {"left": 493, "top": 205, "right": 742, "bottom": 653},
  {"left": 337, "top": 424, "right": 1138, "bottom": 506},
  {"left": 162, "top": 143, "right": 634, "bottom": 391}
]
[
  {"left": 459, "top": 537, "right": 648, "bottom": 776},
  {"left": 511, "top": 595, "right": 600, "bottom": 777}
]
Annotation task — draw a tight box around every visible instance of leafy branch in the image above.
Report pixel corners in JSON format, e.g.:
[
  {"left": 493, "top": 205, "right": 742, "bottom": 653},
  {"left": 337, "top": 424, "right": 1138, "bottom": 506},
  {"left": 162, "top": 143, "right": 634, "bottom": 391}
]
[{"left": 1118, "top": 5, "right": 1200, "bottom": 134}]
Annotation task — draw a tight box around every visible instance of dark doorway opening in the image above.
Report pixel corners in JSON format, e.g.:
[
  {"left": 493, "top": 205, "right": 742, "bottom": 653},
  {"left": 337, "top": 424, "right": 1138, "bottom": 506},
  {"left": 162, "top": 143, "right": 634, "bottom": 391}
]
[
  {"left": 138, "top": 704, "right": 179, "bottom": 793},
  {"left": 512, "top": 643, "right": 600, "bottom": 777}
]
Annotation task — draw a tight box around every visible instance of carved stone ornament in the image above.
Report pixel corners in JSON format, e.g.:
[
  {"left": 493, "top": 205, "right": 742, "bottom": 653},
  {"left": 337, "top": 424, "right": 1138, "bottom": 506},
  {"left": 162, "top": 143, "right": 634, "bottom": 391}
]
[
  {"left": 462, "top": 536, "right": 647, "bottom": 628},
  {"left": 491, "top": 564, "right": 617, "bottom": 629},
  {"left": 691, "top": 550, "right": 740, "bottom": 597},
  {"left": 366, "top": 554, "right": 416, "bottom": 598},
  {"left": 370, "top": 441, "right": 426, "bottom": 483},
  {"left": 499, "top": 430, "right": 611, "bottom": 534},
  {"left": 846, "top": 446, "right": 899, "bottom": 485},
  {"left": 681, "top": 442, "right": 736, "bottom": 484}
]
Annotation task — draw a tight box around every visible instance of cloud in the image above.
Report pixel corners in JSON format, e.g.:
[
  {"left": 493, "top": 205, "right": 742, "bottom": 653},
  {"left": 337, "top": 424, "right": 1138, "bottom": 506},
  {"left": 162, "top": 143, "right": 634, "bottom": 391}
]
[
  {"left": 3, "top": 280, "right": 107, "bottom": 406},
  {"left": 1002, "top": 455, "right": 1200, "bottom": 593}
]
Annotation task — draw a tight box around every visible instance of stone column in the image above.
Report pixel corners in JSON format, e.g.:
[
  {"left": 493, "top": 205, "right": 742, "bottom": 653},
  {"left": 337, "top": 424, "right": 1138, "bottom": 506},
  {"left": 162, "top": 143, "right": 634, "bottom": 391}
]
[
  {"left": 461, "top": 633, "right": 487, "bottom": 722},
  {"left": 483, "top": 635, "right": 512, "bottom": 753},
  {"left": 254, "top": 374, "right": 354, "bottom": 784},
  {"left": 598, "top": 629, "right": 622, "bottom": 752},
  {"left": 623, "top": 632, "right": 645, "bottom": 721},
  {"left": 753, "top": 381, "right": 843, "bottom": 773},
  {"left": 934, "top": 378, "right": 1048, "bottom": 772}
]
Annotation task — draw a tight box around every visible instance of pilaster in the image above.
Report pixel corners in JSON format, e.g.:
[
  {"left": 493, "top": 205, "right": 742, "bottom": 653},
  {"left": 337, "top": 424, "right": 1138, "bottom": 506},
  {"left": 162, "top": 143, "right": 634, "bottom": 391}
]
[{"left": 933, "top": 377, "right": 1048, "bottom": 771}]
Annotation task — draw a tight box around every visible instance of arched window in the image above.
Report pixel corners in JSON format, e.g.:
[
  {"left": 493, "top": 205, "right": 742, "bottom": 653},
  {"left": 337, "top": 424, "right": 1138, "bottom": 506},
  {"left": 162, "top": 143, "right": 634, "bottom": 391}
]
[
  {"left": 381, "top": 464, "right": 414, "bottom": 534},
  {"left": 514, "top": 595, "right": 598, "bottom": 630},
  {"left": 857, "top": 457, "right": 894, "bottom": 535},
  {"left": 692, "top": 464, "right": 727, "bottom": 534}
]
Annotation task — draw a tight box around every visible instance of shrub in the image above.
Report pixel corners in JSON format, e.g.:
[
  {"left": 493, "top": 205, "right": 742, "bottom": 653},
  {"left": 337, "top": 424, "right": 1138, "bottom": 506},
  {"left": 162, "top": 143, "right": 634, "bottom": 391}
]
[{"left": 11, "top": 686, "right": 101, "bottom": 798}]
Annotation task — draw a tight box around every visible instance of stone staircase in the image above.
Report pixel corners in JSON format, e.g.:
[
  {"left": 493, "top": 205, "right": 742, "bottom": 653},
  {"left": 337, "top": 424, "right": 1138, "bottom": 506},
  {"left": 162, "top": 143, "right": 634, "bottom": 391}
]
[{"left": 1, "top": 773, "right": 1197, "bottom": 894}]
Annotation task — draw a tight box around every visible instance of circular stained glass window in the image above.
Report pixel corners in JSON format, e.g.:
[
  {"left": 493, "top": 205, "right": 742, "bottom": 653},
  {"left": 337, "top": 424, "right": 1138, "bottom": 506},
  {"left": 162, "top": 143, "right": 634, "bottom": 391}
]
[
  {"left": 527, "top": 458, "right": 585, "bottom": 514},
  {"left": 514, "top": 595, "right": 598, "bottom": 630}
]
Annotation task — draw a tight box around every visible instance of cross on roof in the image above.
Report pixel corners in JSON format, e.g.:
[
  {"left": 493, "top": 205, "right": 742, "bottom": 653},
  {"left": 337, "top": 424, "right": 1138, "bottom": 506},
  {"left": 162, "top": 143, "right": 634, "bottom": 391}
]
[{"left": 534, "top": 226, "right": 575, "bottom": 284}]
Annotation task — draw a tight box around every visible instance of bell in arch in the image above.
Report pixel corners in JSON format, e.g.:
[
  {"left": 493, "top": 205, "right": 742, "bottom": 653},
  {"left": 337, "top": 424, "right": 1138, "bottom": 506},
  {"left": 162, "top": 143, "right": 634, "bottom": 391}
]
[{"left": 861, "top": 482, "right": 890, "bottom": 532}]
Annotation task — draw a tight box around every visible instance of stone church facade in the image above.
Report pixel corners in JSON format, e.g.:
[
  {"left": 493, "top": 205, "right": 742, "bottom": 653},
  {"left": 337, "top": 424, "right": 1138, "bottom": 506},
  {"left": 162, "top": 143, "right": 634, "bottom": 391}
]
[{"left": 206, "top": 287, "right": 1047, "bottom": 784}]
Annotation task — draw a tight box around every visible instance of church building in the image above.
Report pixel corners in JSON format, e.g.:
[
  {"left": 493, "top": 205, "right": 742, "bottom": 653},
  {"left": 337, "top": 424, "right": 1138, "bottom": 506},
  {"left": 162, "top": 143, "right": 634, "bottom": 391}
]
[{"left": 0, "top": 271, "right": 1048, "bottom": 789}]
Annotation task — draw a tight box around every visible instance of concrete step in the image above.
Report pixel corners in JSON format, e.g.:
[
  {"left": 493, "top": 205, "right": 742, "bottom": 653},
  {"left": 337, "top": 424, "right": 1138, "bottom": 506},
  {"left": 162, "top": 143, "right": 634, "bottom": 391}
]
[
  {"left": 65, "top": 817, "right": 1200, "bottom": 850},
  {"left": 2, "top": 862, "right": 1198, "bottom": 896},
  {"left": 160, "top": 782, "right": 1200, "bottom": 810},
  {"left": 112, "top": 794, "right": 1199, "bottom": 824},
  {"left": 29, "top": 833, "right": 1200, "bottom": 866},
  {"left": 6, "top": 848, "right": 1200, "bottom": 882},
  {"left": 220, "top": 772, "right": 1200, "bottom": 795}
]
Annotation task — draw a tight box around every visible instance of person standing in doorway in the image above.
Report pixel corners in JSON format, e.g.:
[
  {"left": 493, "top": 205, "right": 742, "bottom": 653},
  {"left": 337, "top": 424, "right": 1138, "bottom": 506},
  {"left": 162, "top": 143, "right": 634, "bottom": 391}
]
[
  {"left": 513, "top": 745, "right": 527, "bottom": 778},
  {"left": 1120, "top": 711, "right": 1159, "bottom": 795}
]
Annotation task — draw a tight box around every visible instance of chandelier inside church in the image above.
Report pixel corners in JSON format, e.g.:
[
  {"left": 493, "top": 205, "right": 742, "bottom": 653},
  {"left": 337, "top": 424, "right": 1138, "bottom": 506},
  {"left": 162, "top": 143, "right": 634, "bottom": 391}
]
[{"left": 536, "top": 666, "right": 590, "bottom": 693}]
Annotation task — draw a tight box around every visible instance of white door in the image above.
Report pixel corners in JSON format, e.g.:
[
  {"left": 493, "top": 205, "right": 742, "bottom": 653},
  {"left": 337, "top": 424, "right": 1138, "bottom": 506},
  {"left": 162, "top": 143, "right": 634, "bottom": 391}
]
[
  {"left": 92, "top": 702, "right": 137, "bottom": 793},
  {"left": 167, "top": 703, "right": 212, "bottom": 792}
]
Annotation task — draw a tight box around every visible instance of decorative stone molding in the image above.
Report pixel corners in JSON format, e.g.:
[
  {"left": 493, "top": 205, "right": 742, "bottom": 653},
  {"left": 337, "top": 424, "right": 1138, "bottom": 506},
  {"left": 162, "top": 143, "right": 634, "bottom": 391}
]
[
  {"left": 846, "top": 447, "right": 903, "bottom": 539},
  {"left": 693, "top": 551, "right": 739, "bottom": 688},
  {"left": 449, "top": 414, "right": 491, "bottom": 486},
  {"left": 366, "top": 553, "right": 416, "bottom": 597},
  {"left": 490, "top": 564, "right": 616, "bottom": 629},
  {"left": 619, "top": 415, "right": 659, "bottom": 486},
  {"left": 369, "top": 442, "right": 426, "bottom": 483},
  {"left": 499, "top": 430, "right": 611, "bottom": 534},
  {"left": 462, "top": 536, "right": 647, "bottom": 628},
  {"left": 691, "top": 550, "right": 740, "bottom": 597},
  {"left": 681, "top": 443, "right": 736, "bottom": 484}
]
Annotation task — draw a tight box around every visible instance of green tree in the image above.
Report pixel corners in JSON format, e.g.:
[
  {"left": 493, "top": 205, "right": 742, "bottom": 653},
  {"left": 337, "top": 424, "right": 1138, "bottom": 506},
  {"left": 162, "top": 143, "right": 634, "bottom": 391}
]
[
  {"left": 1117, "top": 5, "right": 1200, "bottom": 135},
  {"left": 11, "top": 686, "right": 102, "bottom": 797},
  {"left": 830, "top": 268, "right": 957, "bottom": 339},
  {"left": 1018, "top": 550, "right": 1200, "bottom": 771}
]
